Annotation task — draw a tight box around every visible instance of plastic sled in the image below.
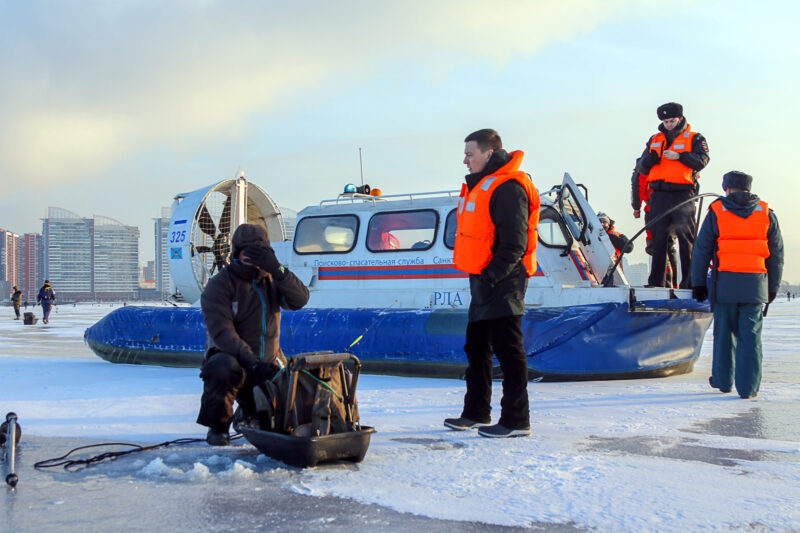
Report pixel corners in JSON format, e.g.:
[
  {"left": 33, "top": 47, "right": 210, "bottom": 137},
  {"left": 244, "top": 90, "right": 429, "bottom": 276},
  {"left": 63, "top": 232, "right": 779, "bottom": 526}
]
[{"left": 235, "top": 351, "right": 374, "bottom": 468}]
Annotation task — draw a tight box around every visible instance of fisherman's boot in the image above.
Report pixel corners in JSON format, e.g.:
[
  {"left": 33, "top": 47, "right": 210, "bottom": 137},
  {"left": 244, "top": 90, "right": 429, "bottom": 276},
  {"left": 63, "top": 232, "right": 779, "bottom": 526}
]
[{"left": 206, "top": 428, "right": 230, "bottom": 446}]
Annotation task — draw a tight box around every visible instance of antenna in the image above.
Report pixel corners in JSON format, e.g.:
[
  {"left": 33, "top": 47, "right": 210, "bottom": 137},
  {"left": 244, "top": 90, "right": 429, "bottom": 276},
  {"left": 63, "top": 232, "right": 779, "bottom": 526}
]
[{"left": 358, "top": 147, "right": 365, "bottom": 186}]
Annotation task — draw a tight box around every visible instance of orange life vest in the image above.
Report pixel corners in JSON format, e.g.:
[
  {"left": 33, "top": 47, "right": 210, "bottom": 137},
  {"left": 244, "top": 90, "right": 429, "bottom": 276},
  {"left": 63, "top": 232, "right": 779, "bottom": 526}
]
[
  {"left": 646, "top": 125, "right": 697, "bottom": 185},
  {"left": 608, "top": 227, "right": 623, "bottom": 258},
  {"left": 454, "top": 150, "right": 540, "bottom": 277},
  {"left": 710, "top": 200, "right": 770, "bottom": 274}
]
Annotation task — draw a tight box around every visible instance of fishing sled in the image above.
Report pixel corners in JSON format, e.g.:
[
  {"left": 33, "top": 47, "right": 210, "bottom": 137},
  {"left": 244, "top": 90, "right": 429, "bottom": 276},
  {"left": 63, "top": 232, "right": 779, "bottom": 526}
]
[{"left": 234, "top": 351, "right": 374, "bottom": 468}]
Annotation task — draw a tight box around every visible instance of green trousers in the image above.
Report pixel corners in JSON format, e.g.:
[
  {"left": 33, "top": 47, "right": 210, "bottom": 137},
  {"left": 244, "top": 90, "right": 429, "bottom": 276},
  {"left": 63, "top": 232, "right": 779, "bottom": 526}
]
[{"left": 712, "top": 302, "right": 763, "bottom": 398}]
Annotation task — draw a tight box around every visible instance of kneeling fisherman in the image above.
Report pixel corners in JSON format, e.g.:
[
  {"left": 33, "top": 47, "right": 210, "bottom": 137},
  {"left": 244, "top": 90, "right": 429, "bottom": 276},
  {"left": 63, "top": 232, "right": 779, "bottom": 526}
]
[{"left": 197, "top": 224, "right": 309, "bottom": 445}]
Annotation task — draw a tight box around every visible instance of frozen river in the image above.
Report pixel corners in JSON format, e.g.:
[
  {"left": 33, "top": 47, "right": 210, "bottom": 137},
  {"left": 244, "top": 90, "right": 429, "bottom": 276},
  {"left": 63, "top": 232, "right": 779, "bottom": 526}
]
[{"left": 1, "top": 301, "right": 799, "bottom": 532}]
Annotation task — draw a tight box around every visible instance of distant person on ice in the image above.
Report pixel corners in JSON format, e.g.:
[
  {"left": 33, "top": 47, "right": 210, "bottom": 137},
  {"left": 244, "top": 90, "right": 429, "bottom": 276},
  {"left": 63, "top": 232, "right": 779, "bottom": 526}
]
[
  {"left": 37, "top": 281, "right": 56, "bottom": 324},
  {"left": 197, "top": 224, "right": 309, "bottom": 446},
  {"left": 691, "top": 171, "right": 783, "bottom": 399},
  {"left": 11, "top": 286, "right": 22, "bottom": 320},
  {"left": 445, "top": 128, "right": 540, "bottom": 438}
]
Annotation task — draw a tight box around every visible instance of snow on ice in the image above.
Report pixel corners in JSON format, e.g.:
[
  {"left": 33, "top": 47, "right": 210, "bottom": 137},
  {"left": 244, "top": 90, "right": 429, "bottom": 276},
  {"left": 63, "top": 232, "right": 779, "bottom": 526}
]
[{"left": 1, "top": 302, "right": 799, "bottom": 531}]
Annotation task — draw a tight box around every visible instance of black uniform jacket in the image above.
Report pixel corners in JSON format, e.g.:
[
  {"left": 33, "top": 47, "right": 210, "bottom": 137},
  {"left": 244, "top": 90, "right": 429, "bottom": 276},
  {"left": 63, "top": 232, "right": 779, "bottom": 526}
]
[
  {"left": 636, "top": 119, "right": 709, "bottom": 192},
  {"left": 464, "top": 150, "right": 531, "bottom": 322}
]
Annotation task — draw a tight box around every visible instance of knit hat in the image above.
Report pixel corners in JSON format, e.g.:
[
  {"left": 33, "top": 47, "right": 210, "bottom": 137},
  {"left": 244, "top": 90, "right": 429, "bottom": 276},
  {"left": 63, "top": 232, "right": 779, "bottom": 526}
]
[
  {"left": 721, "top": 171, "right": 753, "bottom": 191},
  {"left": 657, "top": 102, "right": 683, "bottom": 120},
  {"left": 230, "top": 224, "right": 270, "bottom": 258}
]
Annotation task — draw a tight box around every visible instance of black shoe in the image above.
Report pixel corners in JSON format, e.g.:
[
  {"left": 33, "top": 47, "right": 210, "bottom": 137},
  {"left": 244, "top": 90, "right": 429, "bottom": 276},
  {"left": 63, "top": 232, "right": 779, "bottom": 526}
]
[
  {"left": 206, "top": 428, "right": 230, "bottom": 446},
  {"left": 478, "top": 424, "right": 531, "bottom": 438},
  {"left": 709, "top": 376, "right": 731, "bottom": 394},
  {"left": 740, "top": 394, "right": 757, "bottom": 399},
  {"left": 443, "top": 417, "right": 490, "bottom": 431}
]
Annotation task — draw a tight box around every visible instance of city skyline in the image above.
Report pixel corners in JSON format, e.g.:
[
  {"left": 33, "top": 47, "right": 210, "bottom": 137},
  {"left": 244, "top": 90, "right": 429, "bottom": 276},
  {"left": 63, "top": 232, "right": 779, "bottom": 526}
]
[{"left": 1, "top": 2, "right": 797, "bottom": 281}]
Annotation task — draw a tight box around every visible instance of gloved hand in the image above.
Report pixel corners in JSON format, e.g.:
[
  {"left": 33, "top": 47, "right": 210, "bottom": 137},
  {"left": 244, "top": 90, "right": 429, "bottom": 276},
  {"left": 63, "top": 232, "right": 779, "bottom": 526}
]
[
  {"left": 645, "top": 150, "right": 661, "bottom": 167},
  {"left": 479, "top": 269, "right": 496, "bottom": 287},
  {"left": 768, "top": 292, "right": 776, "bottom": 303},
  {"left": 250, "top": 361, "right": 281, "bottom": 383},
  {"left": 662, "top": 149, "right": 680, "bottom": 160},
  {"left": 692, "top": 286, "right": 708, "bottom": 303},
  {"left": 243, "top": 245, "right": 287, "bottom": 279}
]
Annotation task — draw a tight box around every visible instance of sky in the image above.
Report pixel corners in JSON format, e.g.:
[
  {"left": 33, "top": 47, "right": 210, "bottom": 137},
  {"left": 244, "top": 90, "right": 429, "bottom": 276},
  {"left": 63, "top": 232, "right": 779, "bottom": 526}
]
[{"left": 1, "top": 0, "right": 798, "bottom": 281}]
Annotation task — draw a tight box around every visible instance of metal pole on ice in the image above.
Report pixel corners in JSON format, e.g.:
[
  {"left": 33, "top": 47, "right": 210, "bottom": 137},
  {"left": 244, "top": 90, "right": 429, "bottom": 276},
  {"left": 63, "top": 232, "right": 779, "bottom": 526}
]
[{"left": 2, "top": 412, "right": 20, "bottom": 487}]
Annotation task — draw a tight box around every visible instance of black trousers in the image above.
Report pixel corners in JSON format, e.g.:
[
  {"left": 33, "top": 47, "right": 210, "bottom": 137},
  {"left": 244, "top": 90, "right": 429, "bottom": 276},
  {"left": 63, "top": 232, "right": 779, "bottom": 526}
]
[
  {"left": 461, "top": 315, "right": 530, "bottom": 429},
  {"left": 647, "top": 189, "right": 696, "bottom": 288},
  {"left": 196, "top": 352, "right": 256, "bottom": 432}
]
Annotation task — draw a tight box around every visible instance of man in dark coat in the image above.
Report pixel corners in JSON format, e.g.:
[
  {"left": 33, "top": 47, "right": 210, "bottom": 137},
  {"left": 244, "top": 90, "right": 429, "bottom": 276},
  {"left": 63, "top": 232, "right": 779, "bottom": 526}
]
[
  {"left": 636, "top": 102, "right": 709, "bottom": 288},
  {"left": 11, "top": 286, "right": 22, "bottom": 320},
  {"left": 197, "top": 223, "right": 309, "bottom": 445},
  {"left": 36, "top": 281, "right": 56, "bottom": 324},
  {"left": 596, "top": 212, "right": 634, "bottom": 259},
  {"left": 630, "top": 167, "right": 679, "bottom": 287},
  {"left": 691, "top": 171, "right": 783, "bottom": 399},
  {"left": 444, "top": 128, "right": 539, "bottom": 438}
]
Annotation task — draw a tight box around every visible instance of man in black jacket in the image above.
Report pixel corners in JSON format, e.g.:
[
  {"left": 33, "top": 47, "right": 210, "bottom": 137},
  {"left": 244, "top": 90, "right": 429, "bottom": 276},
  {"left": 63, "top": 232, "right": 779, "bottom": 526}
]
[
  {"left": 636, "top": 102, "right": 709, "bottom": 288},
  {"left": 445, "top": 128, "right": 539, "bottom": 438},
  {"left": 197, "top": 224, "right": 309, "bottom": 445},
  {"left": 691, "top": 171, "right": 783, "bottom": 399}
]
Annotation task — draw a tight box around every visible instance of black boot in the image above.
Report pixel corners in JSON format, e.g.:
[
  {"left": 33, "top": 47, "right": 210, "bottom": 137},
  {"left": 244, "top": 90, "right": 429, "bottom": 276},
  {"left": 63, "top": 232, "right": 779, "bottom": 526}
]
[{"left": 206, "top": 428, "right": 230, "bottom": 446}]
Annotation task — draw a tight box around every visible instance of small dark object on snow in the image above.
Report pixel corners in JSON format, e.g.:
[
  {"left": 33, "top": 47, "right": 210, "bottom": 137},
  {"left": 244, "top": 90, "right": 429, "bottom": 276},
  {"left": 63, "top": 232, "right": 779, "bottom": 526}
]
[{"left": 23, "top": 312, "right": 37, "bottom": 325}]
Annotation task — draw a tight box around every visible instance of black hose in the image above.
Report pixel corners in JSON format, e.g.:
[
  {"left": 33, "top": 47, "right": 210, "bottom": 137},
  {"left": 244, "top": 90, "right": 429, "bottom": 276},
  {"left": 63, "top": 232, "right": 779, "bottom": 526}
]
[
  {"left": 34, "top": 434, "right": 242, "bottom": 471},
  {"left": 601, "top": 193, "right": 721, "bottom": 287}
]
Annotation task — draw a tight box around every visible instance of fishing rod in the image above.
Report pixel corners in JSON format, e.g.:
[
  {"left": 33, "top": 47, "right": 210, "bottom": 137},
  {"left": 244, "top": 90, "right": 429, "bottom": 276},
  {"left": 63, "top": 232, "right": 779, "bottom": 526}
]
[
  {"left": 2, "top": 412, "right": 21, "bottom": 487},
  {"left": 345, "top": 299, "right": 398, "bottom": 351},
  {"left": 601, "top": 192, "right": 721, "bottom": 287}
]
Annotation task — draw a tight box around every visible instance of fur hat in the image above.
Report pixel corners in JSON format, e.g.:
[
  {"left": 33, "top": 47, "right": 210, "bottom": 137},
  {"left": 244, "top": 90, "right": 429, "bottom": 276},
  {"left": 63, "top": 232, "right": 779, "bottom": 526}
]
[
  {"left": 722, "top": 171, "right": 753, "bottom": 191},
  {"left": 657, "top": 102, "right": 683, "bottom": 120}
]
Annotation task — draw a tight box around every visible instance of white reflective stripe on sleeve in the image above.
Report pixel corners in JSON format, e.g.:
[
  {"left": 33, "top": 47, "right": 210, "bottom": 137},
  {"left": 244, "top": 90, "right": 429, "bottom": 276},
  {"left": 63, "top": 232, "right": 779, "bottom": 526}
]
[{"left": 480, "top": 177, "right": 496, "bottom": 191}]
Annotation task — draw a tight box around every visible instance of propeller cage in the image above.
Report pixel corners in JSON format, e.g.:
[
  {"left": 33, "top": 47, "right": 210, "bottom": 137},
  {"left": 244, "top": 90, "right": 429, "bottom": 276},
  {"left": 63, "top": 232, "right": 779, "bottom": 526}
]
[{"left": 167, "top": 177, "right": 285, "bottom": 304}]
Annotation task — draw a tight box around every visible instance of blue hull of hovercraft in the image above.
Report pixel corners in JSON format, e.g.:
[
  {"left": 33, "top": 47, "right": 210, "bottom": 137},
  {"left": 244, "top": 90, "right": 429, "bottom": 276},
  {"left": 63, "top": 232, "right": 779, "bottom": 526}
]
[{"left": 84, "top": 300, "right": 711, "bottom": 381}]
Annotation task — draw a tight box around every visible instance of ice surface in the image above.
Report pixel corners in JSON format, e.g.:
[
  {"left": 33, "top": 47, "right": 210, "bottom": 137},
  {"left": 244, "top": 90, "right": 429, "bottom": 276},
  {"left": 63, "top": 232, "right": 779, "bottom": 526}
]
[{"left": 1, "top": 301, "right": 799, "bottom": 532}]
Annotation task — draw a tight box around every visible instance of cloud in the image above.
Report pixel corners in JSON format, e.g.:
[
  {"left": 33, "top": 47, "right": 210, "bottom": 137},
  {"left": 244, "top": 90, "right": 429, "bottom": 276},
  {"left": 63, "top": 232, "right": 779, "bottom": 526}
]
[{"left": 0, "top": 0, "right": 629, "bottom": 187}]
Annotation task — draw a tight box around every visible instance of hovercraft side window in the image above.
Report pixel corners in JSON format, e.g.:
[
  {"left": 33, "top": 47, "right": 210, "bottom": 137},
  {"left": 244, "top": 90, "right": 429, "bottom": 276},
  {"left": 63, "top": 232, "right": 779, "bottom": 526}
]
[
  {"left": 366, "top": 209, "right": 439, "bottom": 253},
  {"left": 558, "top": 185, "right": 588, "bottom": 244},
  {"left": 443, "top": 208, "right": 457, "bottom": 249},
  {"left": 293, "top": 215, "right": 359, "bottom": 254},
  {"left": 537, "top": 205, "right": 572, "bottom": 249}
]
